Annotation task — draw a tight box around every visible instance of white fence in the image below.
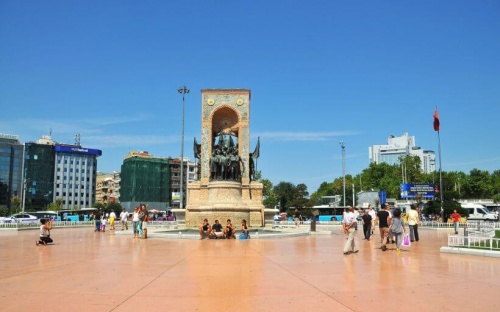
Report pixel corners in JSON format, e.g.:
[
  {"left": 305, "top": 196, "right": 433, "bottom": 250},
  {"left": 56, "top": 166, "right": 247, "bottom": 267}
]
[
  {"left": 0, "top": 220, "right": 180, "bottom": 230},
  {"left": 448, "top": 235, "right": 500, "bottom": 251},
  {"left": 0, "top": 221, "right": 94, "bottom": 229}
]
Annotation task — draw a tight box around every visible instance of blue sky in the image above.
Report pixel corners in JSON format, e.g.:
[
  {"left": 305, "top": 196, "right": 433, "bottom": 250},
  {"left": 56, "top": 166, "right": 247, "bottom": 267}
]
[{"left": 1, "top": 0, "right": 500, "bottom": 193}]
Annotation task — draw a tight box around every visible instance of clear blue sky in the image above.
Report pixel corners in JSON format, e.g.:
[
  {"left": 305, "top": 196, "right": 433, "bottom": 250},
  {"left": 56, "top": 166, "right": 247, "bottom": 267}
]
[{"left": 1, "top": 0, "right": 499, "bottom": 193}]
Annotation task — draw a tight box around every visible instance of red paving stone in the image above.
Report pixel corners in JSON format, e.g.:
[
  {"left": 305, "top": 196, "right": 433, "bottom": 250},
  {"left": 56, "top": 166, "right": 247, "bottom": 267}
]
[{"left": 0, "top": 226, "right": 499, "bottom": 312}]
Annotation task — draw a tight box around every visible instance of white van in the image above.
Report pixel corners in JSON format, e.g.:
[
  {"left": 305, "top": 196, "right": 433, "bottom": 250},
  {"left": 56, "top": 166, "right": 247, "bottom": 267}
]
[{"left": 461, "top": 203, "right": 498, "bottom": 221}]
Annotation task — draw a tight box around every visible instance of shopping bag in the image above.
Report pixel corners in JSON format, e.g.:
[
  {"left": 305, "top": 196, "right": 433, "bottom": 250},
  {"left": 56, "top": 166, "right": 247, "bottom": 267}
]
[{"left": 402, "top": 233, "right": 411, "bottom": 247}]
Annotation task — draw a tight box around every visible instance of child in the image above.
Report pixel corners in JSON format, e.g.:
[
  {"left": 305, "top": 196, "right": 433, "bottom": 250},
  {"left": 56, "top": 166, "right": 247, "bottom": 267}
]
[
  {"left": 36, "top": 218, "right": 53, "bottom": 246},
  {"left": 101, "top": 217, "right": 106, "bottom": 232},
  {"left": 389, "top": 208, "right": 406, "bottom": 254}
]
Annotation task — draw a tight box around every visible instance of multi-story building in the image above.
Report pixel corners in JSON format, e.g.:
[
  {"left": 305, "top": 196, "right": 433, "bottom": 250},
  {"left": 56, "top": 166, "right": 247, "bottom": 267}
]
[
  {"left": 369, "top": 132, "right": 436, "bottom": 174},
  {"left": 120, "top": 151, "right": 170, "bottom": 211},
  {"left": 24, "top": 136, "right": 56, "bottom": 210},
  {"left": 96, "top": 171, "right": 121, "bottom": 204},
  {"left": 169, "top": 157, "right": 197, "bottom": 209},
  {"left": 0, "top": 133, "right": 24, "bottom": 211},
  {"left": 53, "top": 144, "right": 102, "bottom": 209}
]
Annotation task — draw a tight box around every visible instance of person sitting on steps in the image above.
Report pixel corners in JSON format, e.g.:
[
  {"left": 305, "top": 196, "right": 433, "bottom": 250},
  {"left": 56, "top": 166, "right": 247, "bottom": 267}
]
[
  {"left": 210, "top": 220, "right": 224, "bottom": 239},
  {"left": 224, "top": 219, "right": 236, "bottom": 239}
]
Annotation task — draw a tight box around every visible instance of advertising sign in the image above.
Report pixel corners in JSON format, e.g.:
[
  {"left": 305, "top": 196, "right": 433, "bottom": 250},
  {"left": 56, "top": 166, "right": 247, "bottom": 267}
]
[
  {"left": 55, "top": 145, "right": 102, "bottom": 156},
  {"left": 378, "top": 191, "right": 387, "bottom": 205},
  {"left": 171, "top": 192, "right": 180, "bottom": 203},
  {"left": 400, "top": 183, "right": 434, "bottom": 199}
]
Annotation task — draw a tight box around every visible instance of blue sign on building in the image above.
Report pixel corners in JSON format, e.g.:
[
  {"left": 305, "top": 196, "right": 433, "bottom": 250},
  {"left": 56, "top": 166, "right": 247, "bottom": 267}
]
[
  {"left": 400, "top": 183, "right": 434, "bottom": 199},
  {"left": 55, "top": 145, "right": 102, "bottom": 156}
]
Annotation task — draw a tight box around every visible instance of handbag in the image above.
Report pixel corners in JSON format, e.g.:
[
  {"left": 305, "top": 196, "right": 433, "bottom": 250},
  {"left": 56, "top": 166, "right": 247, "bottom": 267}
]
[{"left": 402, "top": 233, "right": 411, "bottom": 247}]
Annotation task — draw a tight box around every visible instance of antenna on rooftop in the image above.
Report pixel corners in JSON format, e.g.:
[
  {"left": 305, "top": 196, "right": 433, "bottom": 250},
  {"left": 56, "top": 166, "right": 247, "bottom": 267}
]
[{"left": 75, "top": 133, "right": 81, "bottom": 146}]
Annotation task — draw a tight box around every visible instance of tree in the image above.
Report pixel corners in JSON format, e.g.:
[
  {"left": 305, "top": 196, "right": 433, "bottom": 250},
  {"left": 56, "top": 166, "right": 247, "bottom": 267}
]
[
  {"left": 106, "top": 202, "right": 122, "bottom": 216},
  {"left": 291, "top": 183, "right": 309, "bottom": 208},
  {"left": 273, "top": 182, "right": 297, "bottom": 211},
  {"left": 462, "top": 169, "right": 493, "bottom": 198},
  {"left": 92, "top": 202, "right": 105, "bottom": 210},
  {"left": 10, "top": 196, "right": 21, "bottom": 212},
  {"left": 493, "top": 193, "right": 500, "bottom": 204},
  {"left": 54, "top": 198, "right": 63, "bottom": 211}
]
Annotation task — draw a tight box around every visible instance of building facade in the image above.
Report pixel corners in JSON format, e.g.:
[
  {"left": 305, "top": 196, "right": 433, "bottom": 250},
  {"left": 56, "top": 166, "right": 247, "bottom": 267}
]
[
  {"left": 24, "top": 136, "right": 56, "bottom": 210},
  {"left": 369, "top": 132, "right": 436, "bottom": 174},
  {"left": 0, "top": 134, "right": 24, "bottom": 211},
  {"left": 169, "top": 157, "right": 197, "bottom": 209},
  {"left": 120, "top": 151, "right": 170, "bottom": 211},
  {"left": 95, "top": 172, "right": 121, "bottom": 204},
  {"left": 53, "top": 144, "right": 102, "bottom": 209}
]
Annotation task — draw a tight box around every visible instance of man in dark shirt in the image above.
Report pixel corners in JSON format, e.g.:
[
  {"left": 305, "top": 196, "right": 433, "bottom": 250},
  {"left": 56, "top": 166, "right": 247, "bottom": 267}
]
[
  {"left": 376, "top": 204, "right": 391, "bottom": 251},
  {"left": 210, "top": 220, "right": 224, "bottom": 239},
  {"left": 361, "top": 210, "right": 372, "bottom": 241},
  {"left": 92, "top": 208, "right": 102, "bottom": 232}
]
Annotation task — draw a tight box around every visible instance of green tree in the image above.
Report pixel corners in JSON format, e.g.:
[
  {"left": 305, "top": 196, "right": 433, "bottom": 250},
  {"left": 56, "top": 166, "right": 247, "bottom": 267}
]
[
  {"left": 273, "top": 182, "right": 296, "bottom": 211},
  {"left": 92, "top": 202, "right": 105, "bottom": 210},
  {"left": 11, "top": 196, "right": 21, "bottom": 212},
  {"left": 463, "top": 169, "right": 493, "bottom": 198},
  {"left": 106, "top": 202, "right": 122, "bottom": 216},
  {"left": 54, "top": 198, "right": 63, "bottom": 211},
  {"left": 492, "top": 193, "right": 500, "bottom": 204}
]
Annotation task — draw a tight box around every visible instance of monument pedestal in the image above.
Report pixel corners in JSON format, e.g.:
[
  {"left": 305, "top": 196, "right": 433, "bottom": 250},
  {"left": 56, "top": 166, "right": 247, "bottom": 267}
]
[{"left": 186, "top": 181, "right": 264, "bottom": 228}]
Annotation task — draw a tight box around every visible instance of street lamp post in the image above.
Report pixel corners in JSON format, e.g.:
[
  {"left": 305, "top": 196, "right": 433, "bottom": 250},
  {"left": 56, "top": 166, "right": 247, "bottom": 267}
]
[
  {"left": 340, "top": 141, "right": 346, "bottom": 206},
  {"left": 177, "top": 86, "right": 189, "bottom": 209}
]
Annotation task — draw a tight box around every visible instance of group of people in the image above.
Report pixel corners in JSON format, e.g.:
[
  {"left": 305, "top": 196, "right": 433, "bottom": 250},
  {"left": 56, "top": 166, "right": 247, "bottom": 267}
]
[
  {"left": 131, "top": 204, "right": 149, "bottom": 239},
  {"left": 343, "top": 203, "right": 421, "bottom": 255},
  {"left": 199, "top": 218, "right": 250, "bottom": 239}
]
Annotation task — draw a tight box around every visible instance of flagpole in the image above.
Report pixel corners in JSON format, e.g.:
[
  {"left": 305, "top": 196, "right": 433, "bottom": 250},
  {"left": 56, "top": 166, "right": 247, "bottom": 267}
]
[
  {"left": 438, "top": 129, "right": 443, "bottom": 222},
  {"left": 434, "top": 106, "right": 444, "bottom": 222}
]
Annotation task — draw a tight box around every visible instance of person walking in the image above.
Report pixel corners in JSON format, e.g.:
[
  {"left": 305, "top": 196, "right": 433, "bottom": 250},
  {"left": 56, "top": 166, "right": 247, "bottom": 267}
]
[
  {"left": 368, "top": 205, "right": 376, "bottom": 235},
  {"left": 376, "top": 203, "right": 391, "bottom": 251},
  {"left": 342, "top": 206, "right": 359, "bottom": 255},
  {"left": 120, "top": 209, "right": 128, "bottom": 231},
  {"left": 451, "top": 209, "right": 461, "bottom": 234},
  {"left": 361, "top": 209, "right": 372, "bottom": 240},
  {"left": 407, "top": 204, "right": 420, "bottom": 242},
  {"left": 109, "top": 210, "right": 116, "bottom": 230},
  {"left": 92, "top": 208, "right": 102, "bottom": 232},
  {"left": 389, "top": 208, "right": 406, "bottom": 254}
]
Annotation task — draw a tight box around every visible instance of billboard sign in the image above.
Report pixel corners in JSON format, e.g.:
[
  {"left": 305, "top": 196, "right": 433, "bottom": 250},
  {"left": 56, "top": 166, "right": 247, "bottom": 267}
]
[
  {"left": 400, "top": 183, "right": 434, "bottom": 199},
  {"left": 171, "top": 192, "right": 180, "bottom": 203},
  {"left": 55, "top": 145, "right": 102, "bottom": 156}
]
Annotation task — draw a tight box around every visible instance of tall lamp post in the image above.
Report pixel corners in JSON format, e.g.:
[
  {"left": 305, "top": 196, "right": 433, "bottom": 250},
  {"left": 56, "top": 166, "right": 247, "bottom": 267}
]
[
  {"left": 340, "top": 140, "right": 346, "bottom": 206},
  {"left": 177, "top": 86, "right": 189, "bottom": 209}
]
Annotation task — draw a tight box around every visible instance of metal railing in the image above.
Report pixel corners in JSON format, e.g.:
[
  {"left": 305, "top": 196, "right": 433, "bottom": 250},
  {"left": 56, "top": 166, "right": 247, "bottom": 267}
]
[
  {"left": 0, "top": 221, "right": 94, "bottom": 229},
  {"left": 448, "top": 235, "right": 500, "bottom": 251},
  {"left": 420, "top": 221, "right": 500, "bottom": 230}
]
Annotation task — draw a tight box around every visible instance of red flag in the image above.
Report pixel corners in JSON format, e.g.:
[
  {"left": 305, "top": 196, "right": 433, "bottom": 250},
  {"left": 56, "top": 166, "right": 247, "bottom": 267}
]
[{"left": 433, "top": 109, "right": 440, "bottom": 132}]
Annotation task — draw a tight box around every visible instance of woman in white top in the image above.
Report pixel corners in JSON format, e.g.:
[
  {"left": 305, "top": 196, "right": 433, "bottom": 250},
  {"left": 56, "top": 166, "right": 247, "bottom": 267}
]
[
  {"left": 36, "top": 219, "right": 53, "bottom": 246},
  {"left": 132, "top": 207, "right": 140, "bottom": 238}
]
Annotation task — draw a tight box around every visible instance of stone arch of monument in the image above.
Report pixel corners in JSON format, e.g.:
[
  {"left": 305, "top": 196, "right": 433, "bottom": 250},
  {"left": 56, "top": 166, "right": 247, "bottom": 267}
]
[{"left": 183, "top": 89, "right": 265, "bottom": 228}]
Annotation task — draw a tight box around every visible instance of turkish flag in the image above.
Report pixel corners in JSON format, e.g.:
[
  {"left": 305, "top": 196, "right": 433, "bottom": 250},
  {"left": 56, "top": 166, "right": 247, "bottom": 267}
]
[{"left": 433, "top": 109, "right": 440, "bottom": 132}]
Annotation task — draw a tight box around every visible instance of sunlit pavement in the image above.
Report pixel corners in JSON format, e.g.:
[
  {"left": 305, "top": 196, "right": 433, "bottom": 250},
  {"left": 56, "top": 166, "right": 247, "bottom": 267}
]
[{"left": 0, "top": 227, "right": 498, "bottom": 312}]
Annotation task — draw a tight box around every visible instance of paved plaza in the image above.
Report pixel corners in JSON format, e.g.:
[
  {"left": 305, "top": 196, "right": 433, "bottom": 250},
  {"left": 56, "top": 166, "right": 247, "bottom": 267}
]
[{"left": 0, "top": 226, "right": 498, "bottom": 312}]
